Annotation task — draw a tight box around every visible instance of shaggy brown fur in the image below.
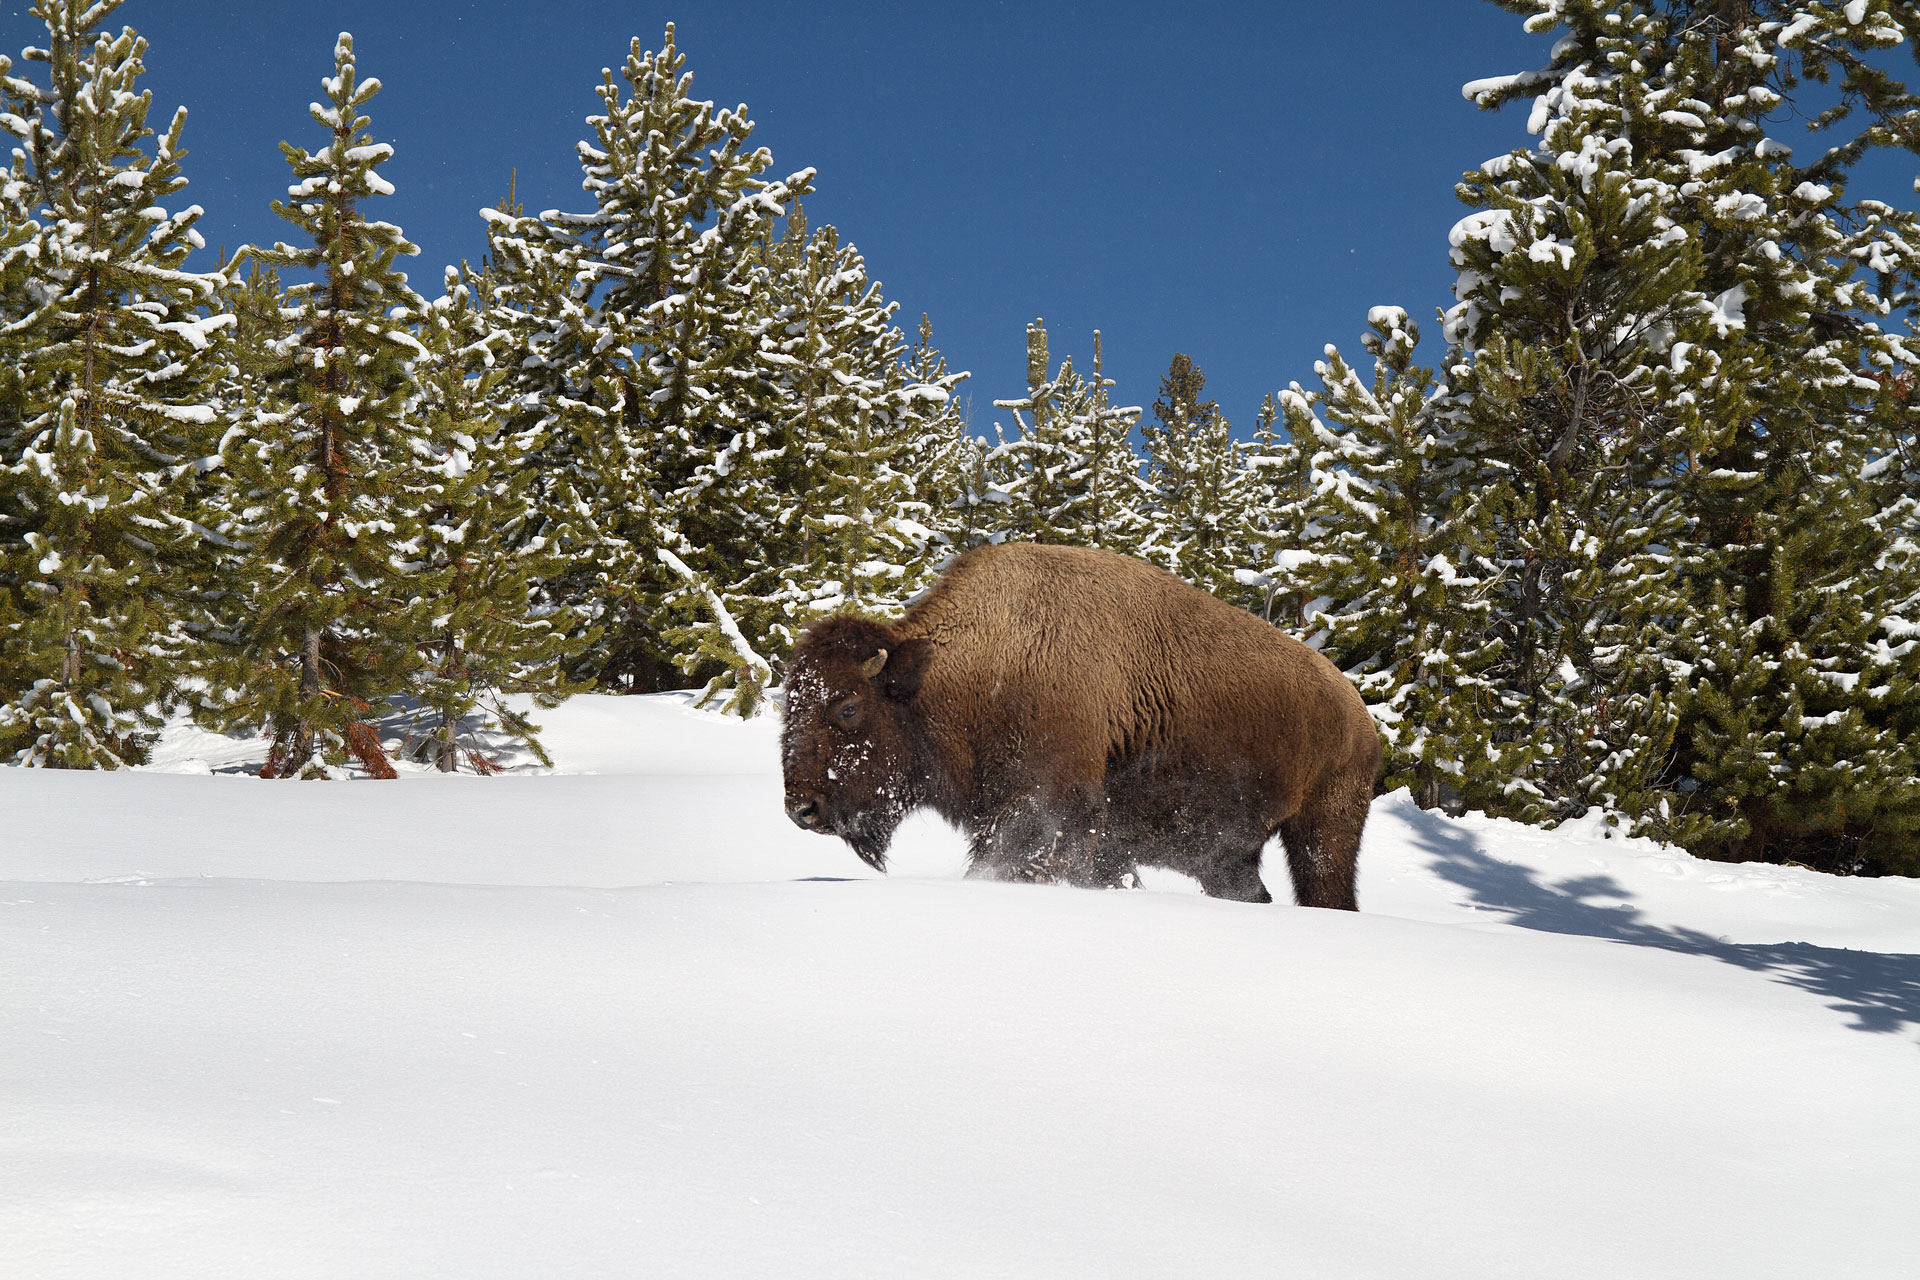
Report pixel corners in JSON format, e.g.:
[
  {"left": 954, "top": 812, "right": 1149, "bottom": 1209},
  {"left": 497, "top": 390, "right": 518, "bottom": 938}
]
[{"left": 781, "top": 543, "right": 1381, "bottom": 909}]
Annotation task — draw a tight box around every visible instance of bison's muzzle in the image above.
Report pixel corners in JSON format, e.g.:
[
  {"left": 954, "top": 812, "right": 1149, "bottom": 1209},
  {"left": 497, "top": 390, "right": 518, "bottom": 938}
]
[{"left": 785, "top": 789, "right": 827, "bottom": 831}]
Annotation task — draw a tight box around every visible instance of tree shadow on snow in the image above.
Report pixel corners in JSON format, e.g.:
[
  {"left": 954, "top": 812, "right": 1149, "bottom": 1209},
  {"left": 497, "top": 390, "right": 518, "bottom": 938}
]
[{"left": 1398, "top": 808, "right": 1920, "bottom": 1041}]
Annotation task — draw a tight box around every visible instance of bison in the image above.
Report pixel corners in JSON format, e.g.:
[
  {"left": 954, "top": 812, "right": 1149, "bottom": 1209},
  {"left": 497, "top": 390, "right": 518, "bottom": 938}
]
[{"left": 780, "top": 542, "right": 1380, "bottom": 909}]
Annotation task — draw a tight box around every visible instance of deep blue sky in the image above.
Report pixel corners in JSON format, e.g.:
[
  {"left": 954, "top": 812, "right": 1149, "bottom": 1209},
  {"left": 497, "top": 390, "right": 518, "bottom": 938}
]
[{"left": 0, "top": 3, "right": 1677, "bottom": 428}]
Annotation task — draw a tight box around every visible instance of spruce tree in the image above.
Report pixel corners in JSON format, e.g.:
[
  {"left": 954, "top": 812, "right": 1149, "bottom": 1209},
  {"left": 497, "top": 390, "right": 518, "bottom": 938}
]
[
  {"left": 1450, "top": 28, "right": 1711, "bottom": 822},
  {"left": 946, "top": 422, "right": 1017, "bottom": 553},
  {"left": 1275, "top": 310, "right": 1511, "bottom": 812},
  {"left": 0, "top": 52, "right": 45, "bottom": 762},
  {"left": 0, "top": 87, "right": 37, "bottom": 529},
  {"left": 659, "top": 218, "right": 966, "bottom": 712},
  {"left": 1141, "top": 353, "right": 1257, "bottom": 597},
  {"left": 1458, "top": 0, "right": 1920, "bottom": 866},
  {"left": 401, "top": 266, "right": 589, "bottom": 769},
  {"left": 0, "top": 1, "right": 228, "bottom": 767},
  {"left": 199, "top": 33, "right": 431, "bottom": 778},
  {"left": 756, "top": 226, "right": 960, "bottom": 628},
  {"left": 469, "top": 180, "right": 607, "bottom": 685},
  {"left": 995, "top": 320, "right": 1150, "bottom": 551},
  {"left": 672, "top": 215, "right": 910, "bottom": 690},
  {"left": 893, "top": 314, "right": 977, "bottom": 551},
  {"left": 181, "top": 258, "right": 285, "bottom": 670},
  {"left": 485, "top": 25, "right": 811, "bottom": 691},
  {"left": 1233, "top": 391, "right": 1318, "bottom": 625}
]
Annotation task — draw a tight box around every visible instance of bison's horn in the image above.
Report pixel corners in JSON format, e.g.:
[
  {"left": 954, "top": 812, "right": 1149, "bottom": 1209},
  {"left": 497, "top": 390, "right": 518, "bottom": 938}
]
[{"left": 861, "top": 648, "right": 889, "bottom": 679}]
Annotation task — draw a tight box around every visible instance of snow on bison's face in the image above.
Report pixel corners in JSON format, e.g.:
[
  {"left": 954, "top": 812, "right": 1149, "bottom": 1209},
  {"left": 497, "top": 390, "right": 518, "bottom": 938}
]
[{"left": 780, "top": 621, "right": 931, "bottom": 872}]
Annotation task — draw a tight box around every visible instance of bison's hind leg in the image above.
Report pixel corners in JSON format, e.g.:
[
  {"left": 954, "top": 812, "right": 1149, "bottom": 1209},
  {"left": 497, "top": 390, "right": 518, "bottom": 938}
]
[{"left": 1276, "top": 777, "right": 1370, "bottom": 911}]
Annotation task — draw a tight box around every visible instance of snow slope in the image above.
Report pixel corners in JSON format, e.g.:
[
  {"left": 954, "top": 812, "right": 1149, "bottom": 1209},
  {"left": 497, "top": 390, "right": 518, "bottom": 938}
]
[{"left": 5, "top": 694, "right": 1919, "bottom": 1278}]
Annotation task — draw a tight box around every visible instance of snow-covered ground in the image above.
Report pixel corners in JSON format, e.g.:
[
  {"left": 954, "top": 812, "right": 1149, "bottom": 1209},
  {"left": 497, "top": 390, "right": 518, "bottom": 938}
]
[{"left": 6, "top": 694, "right": 1919, "bottom": 1278}]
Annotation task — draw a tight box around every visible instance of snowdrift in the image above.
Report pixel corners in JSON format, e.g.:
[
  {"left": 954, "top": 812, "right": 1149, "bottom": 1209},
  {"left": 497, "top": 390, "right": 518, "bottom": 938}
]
[{"left": 5, "top": 693, "right": 1918, "bottom": 1279}]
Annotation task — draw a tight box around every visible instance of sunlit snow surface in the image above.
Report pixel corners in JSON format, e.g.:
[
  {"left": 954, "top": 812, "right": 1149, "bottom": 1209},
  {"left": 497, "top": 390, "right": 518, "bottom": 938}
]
[{"left": 5, "top": 693, "right": 1919, "bottom": 1278}]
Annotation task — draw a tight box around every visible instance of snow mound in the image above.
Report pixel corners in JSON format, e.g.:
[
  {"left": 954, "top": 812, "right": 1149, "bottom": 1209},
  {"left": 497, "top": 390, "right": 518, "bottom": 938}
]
[{"left": 5, "top": 692, "right": 1917, "bottom": 1278}]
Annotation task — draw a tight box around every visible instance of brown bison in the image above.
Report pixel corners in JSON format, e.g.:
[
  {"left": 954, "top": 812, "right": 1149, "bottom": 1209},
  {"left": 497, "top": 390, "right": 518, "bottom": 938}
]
[{"left": 780, "top": 543, "right": 1380, "bottom": 909}]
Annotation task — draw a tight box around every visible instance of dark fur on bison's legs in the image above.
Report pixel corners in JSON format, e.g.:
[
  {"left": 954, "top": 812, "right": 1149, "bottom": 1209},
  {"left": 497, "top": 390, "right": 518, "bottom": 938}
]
[
  {"left": 1194, "top": 848, "right": 1273, "bottom": 903},
  {"left": 1277, "top": 775, "right": 1370, "bottom": 910},
  {"left": 968, "top": 784, "right": 1132, "bottom": 889}
]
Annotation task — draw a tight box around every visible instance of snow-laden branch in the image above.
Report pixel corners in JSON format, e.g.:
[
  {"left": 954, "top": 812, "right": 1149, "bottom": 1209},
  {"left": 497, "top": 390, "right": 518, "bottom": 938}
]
[{"left": 657, "top": 547, "right": 774, "bottom": 690}]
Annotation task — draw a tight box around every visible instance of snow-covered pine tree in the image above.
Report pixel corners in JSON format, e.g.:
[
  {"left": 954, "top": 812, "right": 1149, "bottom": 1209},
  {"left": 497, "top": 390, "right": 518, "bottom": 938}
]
[
  {"left": 663, "top": 213, "right": 900, "bottom": 702},
  {"left": 484, "top": 25, "right": 811, "bottom": 692},
  {"left": 758, "top": 227, "right": 959, "bottom": 626},
  {"left": 810, "top": 313, "right": 964, "bottom": 612},
  {"left": 467, "top": 180, "right": 608, "bottom": 686},
  {"left": 198, "top": 33, "right": 432, "bottom": 778},
  {"left": 1232, "top": 392, "right": 1319, "bottom": 625},
  {"left": 0, "top": 84, "right": 34, "bottom": 432},
  {"left": 1140, "top": 353, "right": 1257, "bottom": 597},
  {"left": 1275, "top": 310, "right": 1511, "bottom": 812},
  {"left": 1461, "top": 0, "right": 1920, "bottom": 867},
  {"left": 893, "top": 314, "right": 977, "bottom": 548},
  {"left": 178, "top": 258, "right": 284, "bottom": 662},
  {"left": 946, "top": 421, "right": 1017, "bottom": 553},
  {"left": 400, "top": 265, "right": 590, "bottom": 770},
  {"left": 995, "top": 320, "right": 1150, "bottom": 551},
  {"left": 0, "top": 1, "right": 228, "bottom": 767},
  {"left": 1448, "top": 3, "right": 1720, "bottom": 826},
  {"left": 1656, "top": 2, "right": 1920, "bottom": 873},
  {"left": 657, "top": 218, "right": 966, "bottom": 713},
  {"left": 0, "top": 56, "right": 39, "bottom": 762}
]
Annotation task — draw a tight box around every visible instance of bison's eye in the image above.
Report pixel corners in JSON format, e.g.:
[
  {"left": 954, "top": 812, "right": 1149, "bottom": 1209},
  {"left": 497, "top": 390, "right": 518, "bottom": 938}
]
[{"left": 830, "top": 695, "right": 862, "bottom": 729}]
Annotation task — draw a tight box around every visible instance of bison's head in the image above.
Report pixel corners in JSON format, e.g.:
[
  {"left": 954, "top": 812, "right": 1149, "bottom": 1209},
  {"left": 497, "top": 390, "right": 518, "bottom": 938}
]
[{"left": 781, "top": 615, "right": 932, "bottom": 872}]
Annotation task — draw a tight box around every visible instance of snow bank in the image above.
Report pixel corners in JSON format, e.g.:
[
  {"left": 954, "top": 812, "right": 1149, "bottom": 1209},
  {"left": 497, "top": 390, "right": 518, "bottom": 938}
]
[{"left": 5, "top": 693, "right": 1918, "bottom": 1278}]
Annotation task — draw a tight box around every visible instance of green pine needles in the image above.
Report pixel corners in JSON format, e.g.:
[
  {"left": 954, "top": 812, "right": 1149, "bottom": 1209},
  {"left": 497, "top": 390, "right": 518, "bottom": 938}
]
[
  {"left": 992, "top": 320, "right": 1151, "bottom": 553},
  {"left": 193, "top": 34, "right": 430, "bottom": 777},
  {"left": 0, "top": 0, "right": 227, "bottom": 767},
  {"left": 1266, "top": 0, "right": 1920, "bottom": 872}
]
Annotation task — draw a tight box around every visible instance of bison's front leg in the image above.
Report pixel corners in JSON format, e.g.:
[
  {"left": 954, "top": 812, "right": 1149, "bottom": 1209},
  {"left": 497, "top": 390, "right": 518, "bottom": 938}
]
[{"left": 968, "top": 783, "right": 1128, "bottom": 889}]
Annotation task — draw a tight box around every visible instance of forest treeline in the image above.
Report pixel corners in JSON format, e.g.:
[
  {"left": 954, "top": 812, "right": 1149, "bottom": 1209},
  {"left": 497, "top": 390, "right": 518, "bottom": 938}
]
[{"left": 2, "top": 1, "right": 1917, "bottom": 875}]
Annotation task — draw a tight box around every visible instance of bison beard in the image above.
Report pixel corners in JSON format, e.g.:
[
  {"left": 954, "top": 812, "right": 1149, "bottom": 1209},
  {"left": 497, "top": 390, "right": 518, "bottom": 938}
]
[
  {"left": 836, "top": 799, "right": 907, "bottom": 873},
  {"left": 780, "top": 543, "right": 1380, "bottom": 909}
]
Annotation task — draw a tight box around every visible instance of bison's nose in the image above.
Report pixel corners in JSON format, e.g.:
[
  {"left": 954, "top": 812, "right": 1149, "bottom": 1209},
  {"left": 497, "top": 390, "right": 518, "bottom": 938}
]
[{"left": 786, "top": 791, "right": 827, "bottom": 831}]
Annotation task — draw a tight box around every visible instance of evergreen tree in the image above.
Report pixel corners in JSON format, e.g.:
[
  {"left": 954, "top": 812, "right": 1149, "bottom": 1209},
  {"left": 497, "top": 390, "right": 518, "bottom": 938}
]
[
  {"left": 1141, "top": 352, "right": 1258, "bottom": 597},
  {"left": 179, "top": 258, "right": 286, "bottom": 675},
  {"left": 401, "top": 266, "right": 589, "bottom": 770},
  {"left": 1458, "top": 0, "right": 1920, "bottom": 866},
  {"left": 945, "top": 420, "right": 1017, "bottom": 554},
  {"left": 0, "top": 1, "right": 227, "bottom": 767},
  {"left": 469, "top": 179, "right": 608, "bottom": 685},
  {"left": 1276, "top": 310, "right": 1510, "bottom": 812},
  {"left": 894, "top": 314, "right": 978, "bottom": 550},
  {"left": 757, "top": 226, "right": 960, "bottom": 627},
  {"left": 1450, "top": 25, "right": 1712, "bottom": 822},
  {"left": 485, "top": 25, "right": 811, "bottom": 692},
  {"left": 672, "top": 215, "right": 909, "bottom": 691},
  {"left": 0, "top": 52, "right": 45, "bottom": 761},
  {"left": 198, "top": 33, "right": 431, "bottom": 778},
  {"left": 995, "top": 320, "right": 1150, "bottom": 551},
  {"left": 661, "top": 218, "right": 966, "bottom": 712},
  {"left": 1233, "top": 391, "right": 1318, "bottom": 625}
]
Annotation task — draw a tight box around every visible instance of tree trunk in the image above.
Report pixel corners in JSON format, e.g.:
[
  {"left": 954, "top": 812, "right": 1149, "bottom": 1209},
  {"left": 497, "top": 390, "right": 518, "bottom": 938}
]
[
  {"left": 1518, "top": 555, "right": 1545, "bottom": 716},
  {"left": 436, "top": 710, "right": 457, "bottom": 773},
  {"left": 295, "top": 626, "right": 322, "bottom": 767},
  {"left": 437, "top": 626, "right": 461, "bottom": 772}
]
